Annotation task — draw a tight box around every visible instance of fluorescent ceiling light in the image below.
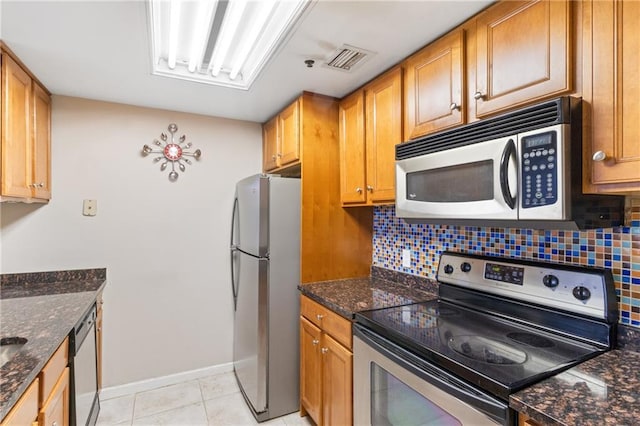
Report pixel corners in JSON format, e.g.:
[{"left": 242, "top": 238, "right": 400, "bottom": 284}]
[{"left": 148, "top": 0, "right": 311, "bottom": 90}]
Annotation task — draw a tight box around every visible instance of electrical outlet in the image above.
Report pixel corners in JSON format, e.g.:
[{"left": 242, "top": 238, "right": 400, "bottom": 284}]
[
  {"left": 83, "top": 199, "right": 97, "bottom": 216},
  {"left": 402, "top": 249, "right": 411, "bottom": 268}
]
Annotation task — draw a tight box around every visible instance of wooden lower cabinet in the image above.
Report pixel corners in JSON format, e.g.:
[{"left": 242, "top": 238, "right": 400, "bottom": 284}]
[
  {"left": 300, "top": 317, "right": 322, "bottom": 423},
  {"left": 518, "top": 412, "right": 543, "bottom": 426},
  {"left": 321, "top": 334, "right": 352, "bottom": 426},
  {"left": 1, "top": 378, "right": 39, "bottom": 426},
  {"left": 300, "top": 296, "right": 353, "bottom": 426},
  {"left": 38, "top": 368, "right": 70, "bottom": 426}
]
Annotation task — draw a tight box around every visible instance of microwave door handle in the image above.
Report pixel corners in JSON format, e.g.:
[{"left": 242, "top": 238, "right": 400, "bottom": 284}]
[{"left": 500, "top": 139, "right": 517, "bottom": 209}]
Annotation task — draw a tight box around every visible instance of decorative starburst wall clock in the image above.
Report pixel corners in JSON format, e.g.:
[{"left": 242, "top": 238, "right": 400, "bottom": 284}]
[{"left": 142, "top": 123, "right": 202, "bottom": 181}]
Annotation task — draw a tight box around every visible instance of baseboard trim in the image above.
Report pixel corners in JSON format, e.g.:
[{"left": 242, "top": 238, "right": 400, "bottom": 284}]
[{"left": 99, "top": 362, "right": 234, "bottom": 400}]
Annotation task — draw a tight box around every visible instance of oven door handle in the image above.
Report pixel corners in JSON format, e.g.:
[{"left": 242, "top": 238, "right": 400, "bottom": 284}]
[
  {"left": 499, "top": 139, "right": 517, "bottom": 210},
  {"left": 354, "top": 325, "right": 510, "bottom": 424}
]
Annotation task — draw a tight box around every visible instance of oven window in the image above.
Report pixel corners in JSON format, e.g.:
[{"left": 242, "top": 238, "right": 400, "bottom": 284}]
[
  {"left": 370, "top": 362, "right": 462, "bottom": 426},
  {"left": 406, "top": 160, "right": 494, "bottom": 202}
]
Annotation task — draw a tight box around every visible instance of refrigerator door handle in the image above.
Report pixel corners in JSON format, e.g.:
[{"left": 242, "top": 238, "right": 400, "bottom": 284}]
[{"left": 230, "top": 197, "right": 239, "bottom": 310}]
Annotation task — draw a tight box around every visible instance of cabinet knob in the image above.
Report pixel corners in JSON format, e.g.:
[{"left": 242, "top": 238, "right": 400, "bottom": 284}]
[
  {"left": 277, "top": 153, "right": 282, "bottom": 158},
  {"left": 473, "top": 91, "right": 484, "bottom": 100},
  {"left": 592, "top": 151, "right": 607, "bottom": 162},
  {"left": 449, "top": 102, "right": 459, "bottom": 111},
  {"left": 366, "top": 185, "right": 373, "bottom": 192},
  {"left": 271, "top": 155, "right": 276, "bottom": 160},
  {"left": 316, "top": 314, "right": 324, "bottom": 320},
  {"left": 321, "top": 348, "right": 328, "bottom": 354},
  {"left": 355, "top": 187, "right": 363, "bottom": 194},
  {"left": 312, "top": 339, "right": 319, "bottom": 345},
  {"left": 52, "top": 422, "right": 58, "bottom": 426}
]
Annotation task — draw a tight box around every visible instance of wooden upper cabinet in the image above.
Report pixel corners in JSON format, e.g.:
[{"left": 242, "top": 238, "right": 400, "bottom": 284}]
[
  {"left": 1, "top": 44, "right": 52, "bottom": 202},
  {"left": 262, "top": 116, "right": 279, "bottom": 172},
  {"left": 583, "top": 0, "right": 640, "bottom": 193},
  {"left": 474, "top": 0, "right": 571, "bottom": 118},
  {"left": 1, "top": 54, "right": 32, "bottom": 199},
  {"left": 339, "top": 90, "right": 366, "bottom": 205},
  {"left": 278, "top": 100, "right": 300, "bottom": 167},
  {"left": 262, "top": 98, "right": 300, "bottom": 173},
  {"left": 365, "top": 67, "right": 402, "bottom": 203},
  {"left": 339, "top": 67, "right": 401, "bottom": 206},
  {"left": 404, "top": 29, "right": 465, "bottom": 139},
  {"left": 32, "top": 82, "right": 51, "bottom": 200}
]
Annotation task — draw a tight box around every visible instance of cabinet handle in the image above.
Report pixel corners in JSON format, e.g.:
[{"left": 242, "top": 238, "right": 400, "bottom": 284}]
[
  {"left": 321, "top": 348, "right": 328, "bottom": 354},
  {"left": 449, "top": 102, "right": 459, "bottom": 111},
  {"left": 473, "top": 91, "right": 484, "bottom": 101},
  {"left": 592, "top": 151, "right": 607, "bottom": 162},
  {"left": 312, "top": 339, "right": 319, "bottom": 345},
  {"left": 272, "top": 155, "right": 276, "bottom": 160},
  {"left": 277, "top": 153, "right": 282, "bottom": 158},
  {"left": 355, "top": 187, "right": 363, "bottom": 194},
  {"left": 316, "top": 314, "right": 324, "bottom": 320},
  {"left": 52, "top": 422, "right": 58, "bottom": 426},
  {"left": 366, "top": 185, "right": 373, "bottom": 192}
]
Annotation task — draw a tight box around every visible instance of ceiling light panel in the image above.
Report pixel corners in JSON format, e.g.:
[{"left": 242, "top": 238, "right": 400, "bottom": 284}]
[{"left": 149, "top": 0, "right": 311, "bottom": 90}]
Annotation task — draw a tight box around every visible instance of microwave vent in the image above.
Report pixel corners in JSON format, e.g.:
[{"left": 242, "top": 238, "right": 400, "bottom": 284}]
[
  {"left": 396, "top": 97, "right": 576, "bottom": 160},
  {"left": 324, "top": 45, "right": 373, "bottom": 72}
]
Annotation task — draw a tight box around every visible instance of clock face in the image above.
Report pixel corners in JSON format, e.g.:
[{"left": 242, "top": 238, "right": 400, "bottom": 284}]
[{"left": 163, "top": 144, "right": 183, "bottom": 161}]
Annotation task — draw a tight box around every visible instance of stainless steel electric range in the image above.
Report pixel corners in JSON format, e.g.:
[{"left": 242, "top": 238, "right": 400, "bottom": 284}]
[{"left": 353, "top": 251, "right": 618, "bottom": 425}]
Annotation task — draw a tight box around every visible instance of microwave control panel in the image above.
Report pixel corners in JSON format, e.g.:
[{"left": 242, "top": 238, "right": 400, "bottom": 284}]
[{"left": 521, "top": 131, "right": 557, "bottom": 208}]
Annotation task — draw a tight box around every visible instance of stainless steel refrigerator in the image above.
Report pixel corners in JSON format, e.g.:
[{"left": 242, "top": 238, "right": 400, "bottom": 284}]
[{"left": 230, "top": 174, "right": 301, "bottom": 422}]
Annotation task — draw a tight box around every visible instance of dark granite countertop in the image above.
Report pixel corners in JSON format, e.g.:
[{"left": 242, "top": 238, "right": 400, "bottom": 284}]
[
  {"left": 510, "top": 349, "right": 640, "bottom": 426},
  {"left": 0, "top": 269, "right": 106, "bottom": 421},
  {"left": 298, "top": 266, "right": 438, "bottom": 319}
]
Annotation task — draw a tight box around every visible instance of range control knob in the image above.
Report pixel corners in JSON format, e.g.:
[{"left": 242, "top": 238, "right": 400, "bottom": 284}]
[
  {"left": 461, "top": 262, "right": 472, "bottom": 273},
  {"left": 572, "top": 286, "right": 591, "bottom": 301},
  {"left": 543, "top": 274, "right": 559, "bottom": 288},
  {"left": 444, "top": 264, "right": 454, "bottom": 274}
]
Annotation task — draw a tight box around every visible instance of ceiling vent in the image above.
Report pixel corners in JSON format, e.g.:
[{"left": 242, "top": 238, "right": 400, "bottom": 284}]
[{"left": 323, "top": 44, "right": 374, "bottom": 72}]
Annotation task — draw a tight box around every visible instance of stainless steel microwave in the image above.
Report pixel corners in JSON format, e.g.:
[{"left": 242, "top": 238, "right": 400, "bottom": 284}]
[{"left": 395, "top": 98, "right": 624, "bottom": 229}]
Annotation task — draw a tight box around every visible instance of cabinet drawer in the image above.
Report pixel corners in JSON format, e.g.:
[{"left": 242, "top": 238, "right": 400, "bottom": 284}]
[
  {"left": 39, "top": 337, "right": 69, "bottom": 406},
  {"left": 300, "top": 295, "right": 352, "bottom": 350},
  {"left": 1, "top": 377, "right": 39, "bottom": 426}
]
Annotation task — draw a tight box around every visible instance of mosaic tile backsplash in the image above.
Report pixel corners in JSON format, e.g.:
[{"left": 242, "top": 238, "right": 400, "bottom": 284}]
[{"left": 372, "top": 198, "right": 640, "bottom": 327}]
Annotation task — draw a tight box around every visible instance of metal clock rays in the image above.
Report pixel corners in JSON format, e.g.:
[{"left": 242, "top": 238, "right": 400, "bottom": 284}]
[{"left": 142, "top": 123, "right": 202, "bottom": 181}]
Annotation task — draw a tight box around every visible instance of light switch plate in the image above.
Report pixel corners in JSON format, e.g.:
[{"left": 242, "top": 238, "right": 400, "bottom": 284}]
[
  {"left": 83, "top": 199, "right": 97, "bottom": 216},
  {"left": 402, "top": 249, "right": 411, "bottom": 268}
]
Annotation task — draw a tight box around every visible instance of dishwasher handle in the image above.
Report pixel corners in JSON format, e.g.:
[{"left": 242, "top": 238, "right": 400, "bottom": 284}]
[{"left": 74, "top": 305, "right": 97, "bottom": 353}]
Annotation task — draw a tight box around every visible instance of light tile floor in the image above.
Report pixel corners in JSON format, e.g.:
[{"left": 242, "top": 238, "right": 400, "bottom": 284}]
[{"left": 96, "top": 372, "right": 315, "bottom": 426}]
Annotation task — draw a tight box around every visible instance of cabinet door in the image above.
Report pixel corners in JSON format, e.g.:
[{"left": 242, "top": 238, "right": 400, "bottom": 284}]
[
  {"left": 1, "top": 54, "right": 32, "bottom": 198},
  {"left": 365, "top": 67, "right": 402, "bottom": 203},
  {"left": 339, "top": 90, "right": 366, "bottom": 205},
  {"left": 300, "top": 317, "right": 322, "bottom": 426},
  {"left": 278, "top": 100, "right": 300, "bottom": 167},
  {"left": 475, "top": 0, "right": 571, "bottom": 118},
  {"left": 32, "top": 82, "right": 51, "bottom": 200},
  {"left": 586, "top": 0, "right": 640, "bottom": 190},
  {"left": 322, "top": 334, "right": 353, "bottom": 426},
  {"left": 39, "top": 367, "right": 70, "bottom": 426},
  {"left": 1, "top": 378, "right": 39, "bottom": 426},
  {"left": 404, "top": 29, "right": 464, "bottom": 139},
  {"left": 262, "top": 116, "right": 279, "bottom": 172}
]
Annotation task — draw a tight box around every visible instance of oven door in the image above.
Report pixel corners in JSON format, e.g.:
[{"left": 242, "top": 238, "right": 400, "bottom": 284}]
[
  {"left": 395, "top": 136, "right": 518, "bottom": 220},
  {"left": 353, "top": 325, "right": 513, "bottom": 426}
]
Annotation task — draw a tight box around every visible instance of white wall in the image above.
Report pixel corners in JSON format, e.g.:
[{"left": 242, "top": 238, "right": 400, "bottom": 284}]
[{"left": 0, "top": 96, "right": 262, "bottom": 387}]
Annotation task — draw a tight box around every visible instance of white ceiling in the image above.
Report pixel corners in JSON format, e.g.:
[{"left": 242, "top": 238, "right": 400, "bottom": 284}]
[{"left": 0, "top": 0, "right": 493, "bottom": 123}]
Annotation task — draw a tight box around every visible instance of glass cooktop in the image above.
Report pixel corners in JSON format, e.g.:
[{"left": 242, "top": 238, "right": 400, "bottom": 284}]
[{"left": 355, "top": 299, "right": 604, "bottom": 399}]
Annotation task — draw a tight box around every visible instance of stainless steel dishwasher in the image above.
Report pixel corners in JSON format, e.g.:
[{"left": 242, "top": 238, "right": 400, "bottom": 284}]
[{"left": 71, "top": 304, "right": 100, "bottom": 426}]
